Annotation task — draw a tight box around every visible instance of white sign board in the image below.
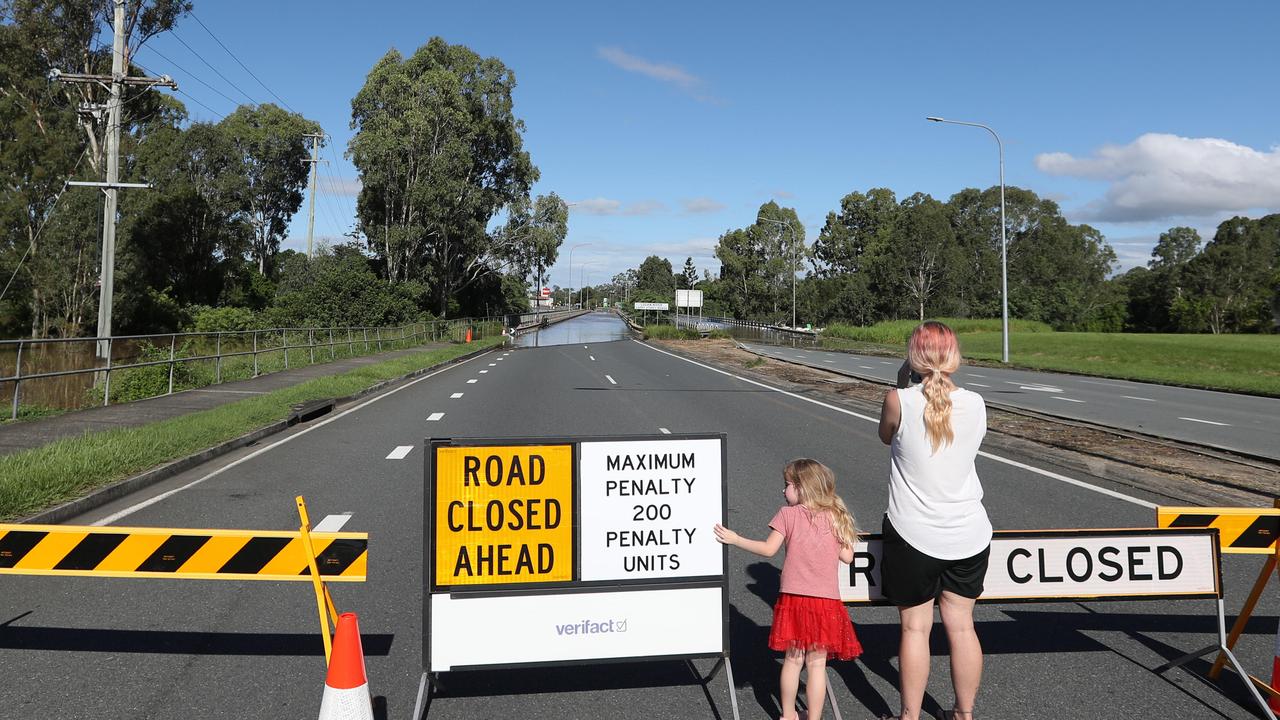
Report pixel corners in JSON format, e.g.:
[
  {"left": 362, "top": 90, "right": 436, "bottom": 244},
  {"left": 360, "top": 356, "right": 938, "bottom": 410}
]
[
  {"left": 578, "top": 438, "right": 724, "bottom": 581},
  {"left": 429, "top": 587, "right": 723, "bottom": 670},
  {"left": 634, "top": 302, "right": 669, "bottom": 311},
  {"left": 676, "top": 289, "right": 703, "bottom": 308},
  {"left": 840, "top": 529, "right": 1220, "bottom": 603}
]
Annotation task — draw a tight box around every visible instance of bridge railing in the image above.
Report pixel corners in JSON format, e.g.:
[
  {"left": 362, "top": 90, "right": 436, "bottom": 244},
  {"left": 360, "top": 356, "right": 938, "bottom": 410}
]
[{"left": 0, "top": 317, "right": 507, "bottom": 419}]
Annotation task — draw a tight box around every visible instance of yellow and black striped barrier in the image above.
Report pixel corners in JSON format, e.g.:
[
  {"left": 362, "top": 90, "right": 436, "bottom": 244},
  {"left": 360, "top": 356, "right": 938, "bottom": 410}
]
[
  {"left": 1157, "top": 506, "right": 1279, "bottom": 555},
  {"left": 0, "top": 524, "right": 367, "bottom": 581}
]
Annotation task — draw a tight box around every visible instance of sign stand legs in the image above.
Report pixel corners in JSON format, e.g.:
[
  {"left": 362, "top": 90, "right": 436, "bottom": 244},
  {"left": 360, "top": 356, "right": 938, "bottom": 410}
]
[
  {"left": 1153, "top": 598, "right": 1277, "bottom": 720},
  {"left": 687, "top": 656, "right": 741, "bottom": 720}
]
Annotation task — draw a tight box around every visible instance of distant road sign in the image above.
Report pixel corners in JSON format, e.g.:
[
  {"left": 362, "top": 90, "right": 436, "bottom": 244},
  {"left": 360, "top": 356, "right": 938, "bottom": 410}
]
[
  {"left": 540, "top": 287, "right": 551, "bottom": 298},
  {"left": 634, "top": 302, "right": 668, "bottom": 311}
]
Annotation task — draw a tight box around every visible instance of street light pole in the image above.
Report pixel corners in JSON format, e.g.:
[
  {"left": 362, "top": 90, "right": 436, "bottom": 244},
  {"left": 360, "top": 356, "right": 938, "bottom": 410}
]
[
  {"left": 757, "top": 216, "right": 798, "bottom": 328},
  {"left": 927, "top": 116, "right": 1008, "bottom": 363},
  {"left": 567, "top": 243, "right": 590, "bottom": 309}
]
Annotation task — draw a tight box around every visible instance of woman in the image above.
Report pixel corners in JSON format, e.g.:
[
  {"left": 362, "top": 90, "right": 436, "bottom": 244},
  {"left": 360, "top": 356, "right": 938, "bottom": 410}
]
[{"left": 877, "top": 321, "right": 992, "bottom": 720}]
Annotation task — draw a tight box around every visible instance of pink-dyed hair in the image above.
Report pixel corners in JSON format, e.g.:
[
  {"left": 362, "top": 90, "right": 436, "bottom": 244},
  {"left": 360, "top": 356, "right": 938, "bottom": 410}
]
[{"left": 908, "top": 321, "right": 961, "bottom": 452}]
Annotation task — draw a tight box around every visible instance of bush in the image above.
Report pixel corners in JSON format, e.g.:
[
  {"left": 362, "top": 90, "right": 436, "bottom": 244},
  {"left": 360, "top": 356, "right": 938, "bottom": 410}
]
[
  {"left": 92, "top": 340, "right": 214, "bottom": 404},
  {"left": 644, "top": 324, "right": 701, "bottom": 340},
  {"left": 188, "top": 305, "right": 261, "bottom": 332}
]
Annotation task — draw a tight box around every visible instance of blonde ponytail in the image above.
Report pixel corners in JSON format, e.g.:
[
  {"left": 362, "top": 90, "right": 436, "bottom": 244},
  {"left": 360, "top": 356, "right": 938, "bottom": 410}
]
[{"left": 908, "top": 321, "right": 962, "bottom": 454}]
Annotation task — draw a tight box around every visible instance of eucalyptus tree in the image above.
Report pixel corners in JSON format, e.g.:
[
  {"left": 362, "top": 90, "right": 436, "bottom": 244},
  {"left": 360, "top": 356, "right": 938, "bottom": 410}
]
[
  {"left": 348, "top": 37, "right": 538, "bottom": 315},
  {"left": 496, "top": 192, "right": 568, "bottom": 294},
  {"left": 218, "top": 104, "right": 321, "bottom": 275}
]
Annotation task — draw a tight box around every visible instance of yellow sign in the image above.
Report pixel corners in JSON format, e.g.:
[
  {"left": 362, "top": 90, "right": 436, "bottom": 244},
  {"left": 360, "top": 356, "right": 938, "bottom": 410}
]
[{"left": 434, "top": 444, "right": 573, "bottom": 586}]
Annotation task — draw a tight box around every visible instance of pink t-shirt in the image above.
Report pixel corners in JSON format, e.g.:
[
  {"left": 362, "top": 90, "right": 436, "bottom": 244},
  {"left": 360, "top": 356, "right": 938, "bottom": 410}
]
[{"left": 769, "top": 504, "right": 842, "bottom": 600}]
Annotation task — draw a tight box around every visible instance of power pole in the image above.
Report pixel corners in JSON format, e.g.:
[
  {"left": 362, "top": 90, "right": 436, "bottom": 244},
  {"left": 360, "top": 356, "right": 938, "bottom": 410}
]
[
  {"left": 303, "top": 133, "right": 324, "bottom": 258},
  {"left": 53, "top": 0, "right": 175, "bottom": 358}
]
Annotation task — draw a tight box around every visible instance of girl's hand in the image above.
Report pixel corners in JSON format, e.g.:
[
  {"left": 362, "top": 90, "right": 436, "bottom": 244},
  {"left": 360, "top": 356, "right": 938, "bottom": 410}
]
[{"left": 713, "top": 523, "right": 738, "bottom": 546}]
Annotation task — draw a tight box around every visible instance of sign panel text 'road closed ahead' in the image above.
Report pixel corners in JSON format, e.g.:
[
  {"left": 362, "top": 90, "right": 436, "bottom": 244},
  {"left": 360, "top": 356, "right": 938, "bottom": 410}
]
[{"left": 434, "top": 444, "right": 573, "bottom": 587}]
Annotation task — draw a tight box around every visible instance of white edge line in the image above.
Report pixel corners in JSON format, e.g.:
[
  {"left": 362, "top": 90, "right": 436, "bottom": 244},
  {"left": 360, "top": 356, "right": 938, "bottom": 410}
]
[
  {"left": 1178, "top": 417, "right": 1230, "bottom": 427},
  {"left": 1121, "top": 395, "right": 1156, "bottom": 402},
  {"left": 635, "top": 340, "right": 1155, "bottom": 510},
  {"left": 92, "top": 350, "right": 493, "bottom": 526}
]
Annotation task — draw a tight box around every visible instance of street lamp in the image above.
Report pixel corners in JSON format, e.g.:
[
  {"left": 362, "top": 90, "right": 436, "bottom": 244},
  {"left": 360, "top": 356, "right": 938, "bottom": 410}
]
[
  {"left": 927, "top": 116, "right": 1009, "bottom": 363},
  {"left": 580, "top": 262, "right": 597, "bottom": 310},
  {"left": 567, "top": 243, "right": 591, "bottom": 309},
  {"left": 757, "top": 215, "right": 799, "bottom": 329}
]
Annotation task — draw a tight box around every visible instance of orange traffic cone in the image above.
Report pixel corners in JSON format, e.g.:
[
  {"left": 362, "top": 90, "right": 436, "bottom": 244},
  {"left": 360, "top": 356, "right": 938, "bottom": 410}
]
[
  {"left": 318, "top": 613, "right": 373, "bottom": 720},
  {"left": 465, "top": 326, "right": 472, "bottom": 343}
]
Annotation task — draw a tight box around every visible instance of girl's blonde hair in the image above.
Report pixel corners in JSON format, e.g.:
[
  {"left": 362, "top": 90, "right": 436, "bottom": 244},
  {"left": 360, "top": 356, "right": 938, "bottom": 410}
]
[
  {"left": 908, "top": 321, "right": 962, "bottom": 453},
  {"left": 784, "top": 458, "right": 857, "bottom": 547}
]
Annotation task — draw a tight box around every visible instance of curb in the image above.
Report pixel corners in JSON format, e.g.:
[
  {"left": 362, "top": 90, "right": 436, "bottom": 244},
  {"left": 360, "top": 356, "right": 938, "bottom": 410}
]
[{"left": 23, "top": 342, "right": 500, "bottom": 525}]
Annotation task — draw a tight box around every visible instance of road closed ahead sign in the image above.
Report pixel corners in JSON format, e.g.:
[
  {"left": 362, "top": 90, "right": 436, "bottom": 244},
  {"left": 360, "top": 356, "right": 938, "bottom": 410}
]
[{"left": 432, "top": 444, "right": 574, "bottom": 588}]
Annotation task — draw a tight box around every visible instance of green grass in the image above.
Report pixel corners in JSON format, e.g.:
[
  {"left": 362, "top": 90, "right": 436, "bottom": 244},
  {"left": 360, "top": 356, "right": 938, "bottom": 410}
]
[
  {"left": 643, "top": 324, "right": 702, "bottom": 340},
  {"left": 960, "top": 331, "right": 1280, "bottom": 396},
  {"left": 0, "top": 338, "right": 503, "bottom": 521},
  {"left": 819, "top": 319, "right": 1280, "bottom": 396}
]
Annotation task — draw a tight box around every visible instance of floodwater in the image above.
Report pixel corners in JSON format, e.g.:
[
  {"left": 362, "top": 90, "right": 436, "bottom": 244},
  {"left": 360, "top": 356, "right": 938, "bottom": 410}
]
[{"left": 515, "top": 312, "right": 632, "bottom": 347}]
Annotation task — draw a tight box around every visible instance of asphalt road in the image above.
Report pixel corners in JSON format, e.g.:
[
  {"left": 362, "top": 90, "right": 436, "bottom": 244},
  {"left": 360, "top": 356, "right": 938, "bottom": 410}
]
[
  {"left": 1, "top": 314, "right": 1275, "bottom": 720},
  {"left": 741, "top": 341, "right": 1280, "bottom": 462}
]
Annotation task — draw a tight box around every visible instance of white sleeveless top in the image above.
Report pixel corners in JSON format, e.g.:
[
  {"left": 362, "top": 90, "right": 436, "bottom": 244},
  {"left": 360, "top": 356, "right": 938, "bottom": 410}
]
[{"left": 887, "top": 384, "right": 992, "bottom": 559}]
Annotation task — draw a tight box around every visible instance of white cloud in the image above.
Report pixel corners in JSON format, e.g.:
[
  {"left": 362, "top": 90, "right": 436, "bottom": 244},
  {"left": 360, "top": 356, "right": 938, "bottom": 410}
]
[
  {"left": 322, "top": 177, "right": 362, "bottom": 197},
  {"left": 1035, "top": 134, "right": 1280, "bottom": 222},
  {"left": 571, "top": 197, "right": 666, "bottom": 216},
  {"left": 597, "top": 46, "right": 715, "bottom": 103},
  {"left": 681, "top": 197, "right": 725, "bottom": 214}
]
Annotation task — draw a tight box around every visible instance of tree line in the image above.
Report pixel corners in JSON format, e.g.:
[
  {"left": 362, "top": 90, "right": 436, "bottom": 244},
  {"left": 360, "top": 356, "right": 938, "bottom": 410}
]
[
  {"left": 1, "top": 2, "right": 563, "bottom": 339},
  {"left": 607, "top": 190, "right": 1278, "bottom": 334}
]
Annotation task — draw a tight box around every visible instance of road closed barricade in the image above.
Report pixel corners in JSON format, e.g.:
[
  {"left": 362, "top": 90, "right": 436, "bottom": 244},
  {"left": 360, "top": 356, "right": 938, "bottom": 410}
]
[
  {"left": 419, "top": 433, "right": 739, "bottom": 720},
  {"left": 0, "top": 497, "right": 368, "bottom": 663},
  {"left": 840, "top": 525, "right": 1275, "bottom": 720}
]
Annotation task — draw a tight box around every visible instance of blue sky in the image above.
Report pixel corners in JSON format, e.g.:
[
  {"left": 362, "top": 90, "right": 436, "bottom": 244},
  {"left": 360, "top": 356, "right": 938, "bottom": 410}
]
[{"left": 134, "top": 0, "right": 1280, "bottom": 288}]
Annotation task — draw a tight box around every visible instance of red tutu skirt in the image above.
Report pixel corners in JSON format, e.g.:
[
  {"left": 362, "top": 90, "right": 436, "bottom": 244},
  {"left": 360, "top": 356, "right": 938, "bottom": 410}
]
[{"left": 768, "top": 592, "right": 863, "bottom": 660}]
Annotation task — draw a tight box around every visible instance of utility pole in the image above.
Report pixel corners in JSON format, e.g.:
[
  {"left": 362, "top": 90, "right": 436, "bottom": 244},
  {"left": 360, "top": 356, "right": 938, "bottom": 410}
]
[
  {"left": 303, "top": 133, "right": 324, "bottom": 258},
  {"left": 54, "top": 0, "right": 175, "bottom": 359}
]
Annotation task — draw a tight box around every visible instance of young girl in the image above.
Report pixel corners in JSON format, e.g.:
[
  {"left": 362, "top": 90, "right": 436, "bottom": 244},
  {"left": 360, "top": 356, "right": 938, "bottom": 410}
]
[{"left": 714, "top": 458, "right": 862, "bottom": 720}]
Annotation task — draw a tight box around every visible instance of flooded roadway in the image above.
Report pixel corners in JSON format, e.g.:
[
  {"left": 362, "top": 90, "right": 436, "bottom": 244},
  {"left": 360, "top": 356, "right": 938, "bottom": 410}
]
[{"left": 514, "top": 311, "right": 632, "bottom": 347}]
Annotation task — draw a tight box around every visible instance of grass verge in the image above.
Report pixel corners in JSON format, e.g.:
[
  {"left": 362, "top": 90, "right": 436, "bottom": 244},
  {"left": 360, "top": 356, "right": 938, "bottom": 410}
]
[
  {"left": 0, "top": 338, "right": 502, "bottom": 521},
  {"left": 643, "top": 323, "right": 702, "bottom": 340},
  {"left": 820, "top": 321, "right": 1280, "bottom": 396}
]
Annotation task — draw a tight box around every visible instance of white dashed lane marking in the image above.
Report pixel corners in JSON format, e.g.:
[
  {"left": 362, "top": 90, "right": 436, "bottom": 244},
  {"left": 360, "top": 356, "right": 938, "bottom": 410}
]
[
  {"left": 467, "top": 379, "right": 478, "bottom": 384},
  {"left": 590, "top": 355, "right": 595, "bottom": 361},
  {"left": 1052, "top": 397, "right": 1085, "bottom": 403},
  {"left": 659, "top": 428, "right": 671, "bottom": 434},
  {"left": 968, "top": 382, "right": 990, "bottom": 388},
  {"left": 427, "top": 412, "right": 445, "bottom": 421},
  {"left": 480, "top": 370, "right": 489, "bottom": 374},
  {"left": 605, "top": 375, "right": 617, "bottom": 385},
  {"left": 1122, "top": 395, "right": 1156, "bottom": 402},
  {"left": 450, "top": 393, "right": 464, "bottom": 399},
  {"left": 488, "top": 363, "right": 496, "bottom": 366},
  {"left": 386, "top": 446, "right": 413, "bottom": 460},
  {"left": 313, "top": 513, "right": 352, "bottom": 532},
  {"left": 1179, "top": 417, "right": 1230, "bottom": 426}
]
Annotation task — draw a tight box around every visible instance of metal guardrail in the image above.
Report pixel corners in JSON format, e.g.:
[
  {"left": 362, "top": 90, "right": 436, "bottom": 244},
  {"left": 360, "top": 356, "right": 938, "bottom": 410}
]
[{"left": 0, "top": 317, "right": 506, "bottom": 419}]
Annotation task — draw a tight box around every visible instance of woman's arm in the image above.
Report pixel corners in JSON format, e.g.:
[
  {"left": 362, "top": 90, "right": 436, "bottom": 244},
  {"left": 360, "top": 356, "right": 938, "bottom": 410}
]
[
  {"left": 878, "top": 388, "right": 900, "bottom": 445},
  {"left": 713, "top": 524, "right": 784, "bottom": 558}
]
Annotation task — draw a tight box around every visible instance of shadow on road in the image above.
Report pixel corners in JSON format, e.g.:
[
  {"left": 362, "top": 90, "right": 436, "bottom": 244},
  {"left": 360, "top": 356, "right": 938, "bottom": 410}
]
[{"left": 0, "top": 621, "right": 395, "bottom": 657}]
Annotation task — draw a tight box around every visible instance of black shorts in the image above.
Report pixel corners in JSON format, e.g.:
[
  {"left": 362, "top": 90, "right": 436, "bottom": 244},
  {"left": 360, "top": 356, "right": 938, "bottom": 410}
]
[{"left": 880, "top": 515, "right": 990, "bottom": 607}]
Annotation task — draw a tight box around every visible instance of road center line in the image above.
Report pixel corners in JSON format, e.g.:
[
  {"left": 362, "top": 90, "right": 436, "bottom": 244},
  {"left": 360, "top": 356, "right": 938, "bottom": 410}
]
[
  {"left": 967, "top": 382, "right": 990, "bottom": 388},
  {"left": 1121, "top": 395, "right": 1155, "bottom": 402},
  {"left": 450, "top": 393, "right": 464, "bottom": 399},
  {"left": 386, "top": 445, "right": 414, "bottom": 460},
  {"left": 488, "top": 363, "right": 496, "bottom": 366},
  {"left": 659, "top": 428, "right": 671, "bottom": 434},
  {"left": 427, "top": 412, "right": 445, "bottom": 421},
  {"left": 589, "top": 355, "right": 595, "bottom": 361},
  {"left": 312, "top": 513, "right": 353, "bottom": 532},
  {"left": 479, "top": 370, "right": 489, "bottom": 374},
  {"left": 605, "top": 374, "right": 617, "bottom": 385},
  {"left": 467, "top": 379, "right": 478, "bottom": 384},
  {"left": 1051, "top": 397, "right": 1085, "bottom": 403},
  {"left": 636, "top": 340, "right": 1155, "bottom": 509},
  {"left": 1179, "top": 417, "right": 1230, "bottom": 426},
  {"left": 90, "top": 350, "right": 495, "bottom": 525}
]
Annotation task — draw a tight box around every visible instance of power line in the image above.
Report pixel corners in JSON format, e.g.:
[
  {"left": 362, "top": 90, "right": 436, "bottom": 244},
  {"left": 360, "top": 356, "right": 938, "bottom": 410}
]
[
  {"left": 139, "top": 45, "right": 240, "bottom": 109},
  {"left": 187, "top": 10, "right": 296, "bottom": 113},
  {"left": 168, "top": 29, "right": 260, "bottom": 106}
]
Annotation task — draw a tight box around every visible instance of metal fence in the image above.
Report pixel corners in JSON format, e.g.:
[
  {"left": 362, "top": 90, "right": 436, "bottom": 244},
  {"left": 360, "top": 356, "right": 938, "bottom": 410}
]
[{"left": 0, "top": 317, "right": 507, "bottom": 419}]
